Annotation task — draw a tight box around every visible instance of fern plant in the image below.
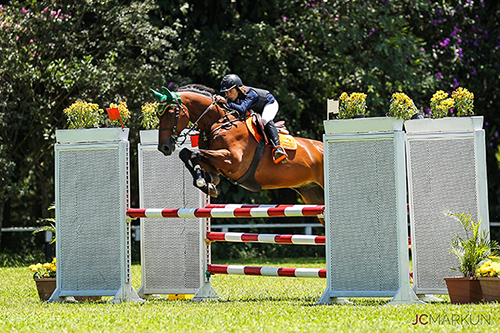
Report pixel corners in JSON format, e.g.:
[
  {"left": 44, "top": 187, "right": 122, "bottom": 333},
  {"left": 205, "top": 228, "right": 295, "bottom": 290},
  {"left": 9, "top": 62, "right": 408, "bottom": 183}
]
[{"left": 448, "top": 212, "right": 499, "bottom": 277}]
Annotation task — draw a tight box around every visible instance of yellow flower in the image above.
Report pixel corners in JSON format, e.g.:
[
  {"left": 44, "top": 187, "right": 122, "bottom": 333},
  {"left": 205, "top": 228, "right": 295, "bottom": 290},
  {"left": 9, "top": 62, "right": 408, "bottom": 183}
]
[
  {"left": 389, "top": 92, "right": 418, "bottom": 120},
  {"left": 29, "top": 258, "right": 57, "bottom": 279},
  {"left": 431, "top": 90, "right": 448, "bottom": 102},
  {"left": 64, "top": 101, "right": 105, "bottom": 129},
  {"left": 141, "top": 102, "right": 160, "bottom": 130},
  {"left": 451, "top": 87, "right": 474, "bottom": 116},
  {"left": 477, "top": 260, "right": 500, "bottom": 277},
  {"left": 430, "top": 91, "right": 454, "bottom": 118},
  {"left": 107, "top": 102, "right": 130, "bottom": 126},
  {"left": 337, "top": 92, "right": 368, "bottom": 119}
]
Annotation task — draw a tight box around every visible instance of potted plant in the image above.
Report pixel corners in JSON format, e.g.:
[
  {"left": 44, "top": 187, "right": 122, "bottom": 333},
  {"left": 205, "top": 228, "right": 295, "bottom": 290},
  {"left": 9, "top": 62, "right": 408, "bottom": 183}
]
[
  {"left": 139, "top": 101, "right": 160, "bottom": 144},
  {"left": 451, "top": 87, "right": 474, "bottom": 116},
  {"left": 444, "top": 212, "right": 499, "bottom": 304},
  {"left": 428, "top": 87, "right": 474, "bottom": 118},
  {"left": 29, "top": 258, "right": 57, "bottom": 301},
  {"left": 140, "top": 101, "right": 159, "bottom": 130},
  {"left": 338, "top": 92, "right": 369, "bottom": 119},
  {"left": 58, "top": 100, "right": 130, "bottom": 143},
  {"left": 388, "top": 92, "right": 420, "bottom": 120},
  {"left": 430, "top": 90, "right": 455, "bottom": 118},
  {"left": 476, "top": 258, "right": 500, "bottom": 302},
  {"left": 63, "top": 100, "right": 105, "bottom": 129}
]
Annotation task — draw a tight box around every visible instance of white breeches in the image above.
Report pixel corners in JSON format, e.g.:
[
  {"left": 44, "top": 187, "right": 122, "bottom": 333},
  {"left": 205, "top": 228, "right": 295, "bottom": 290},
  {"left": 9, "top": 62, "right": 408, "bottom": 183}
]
[{"left": 261, "top": 101, "right": 279, "bottom": 125}]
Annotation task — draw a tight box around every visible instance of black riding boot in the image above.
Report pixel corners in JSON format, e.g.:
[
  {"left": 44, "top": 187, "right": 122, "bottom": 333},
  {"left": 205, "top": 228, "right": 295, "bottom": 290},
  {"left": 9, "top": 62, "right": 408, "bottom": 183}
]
[{"left": 265, "top": 121, "right": 288, "bottom": 164}]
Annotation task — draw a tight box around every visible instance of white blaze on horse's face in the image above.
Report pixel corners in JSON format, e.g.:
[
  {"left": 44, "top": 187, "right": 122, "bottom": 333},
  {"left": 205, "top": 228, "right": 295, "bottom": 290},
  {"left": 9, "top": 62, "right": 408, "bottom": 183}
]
[{"left": 225, "top": 87, "right": 239, "bottom": 102}]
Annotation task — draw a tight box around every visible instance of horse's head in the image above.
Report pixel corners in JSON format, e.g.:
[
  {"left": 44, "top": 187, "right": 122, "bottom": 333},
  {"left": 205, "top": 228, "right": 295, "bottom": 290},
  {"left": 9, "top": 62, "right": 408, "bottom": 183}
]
[
  {"left": 151, "top": 87, "right": 190, "bottom": 156},
  {"left": 152, "top": 84, "right": 223, "bottom": 156}
]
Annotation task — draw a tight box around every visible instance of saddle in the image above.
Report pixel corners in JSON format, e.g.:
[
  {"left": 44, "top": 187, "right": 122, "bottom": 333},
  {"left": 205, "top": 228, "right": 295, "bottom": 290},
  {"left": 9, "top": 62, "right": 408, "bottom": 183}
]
[
  {"left": 233, "top": 114, "right": 296, "bottom": 193},
  {"left": 245, "top": 114, "right": 297, "bottom": 150}
]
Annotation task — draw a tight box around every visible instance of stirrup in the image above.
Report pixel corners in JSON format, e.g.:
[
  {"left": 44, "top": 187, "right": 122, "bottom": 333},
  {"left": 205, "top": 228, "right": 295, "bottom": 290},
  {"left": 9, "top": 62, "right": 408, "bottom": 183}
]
[{"left": 272, "top": 146, "right": 288, "bottom": 164}]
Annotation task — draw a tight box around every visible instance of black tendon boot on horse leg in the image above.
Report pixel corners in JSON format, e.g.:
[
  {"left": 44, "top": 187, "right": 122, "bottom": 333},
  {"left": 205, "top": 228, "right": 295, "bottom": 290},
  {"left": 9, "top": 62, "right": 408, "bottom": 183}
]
[
  {"left": 179, "top": 148, "right": 219, "bottom": 197},
  {"left": 265, "top": 121, "right": 288, "bottom": 164}
]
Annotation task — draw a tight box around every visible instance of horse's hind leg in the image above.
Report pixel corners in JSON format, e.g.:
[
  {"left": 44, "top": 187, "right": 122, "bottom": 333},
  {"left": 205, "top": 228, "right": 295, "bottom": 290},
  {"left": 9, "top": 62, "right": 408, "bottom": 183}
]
[
  {"left": 293, "top": 183, "right": 325, "bottom": 226},
  {"left": 179, "top": 148, "right": 219, "bottom": 197},
  {"left": 293, "top": 183, "right": 324, "bottom": 205}
]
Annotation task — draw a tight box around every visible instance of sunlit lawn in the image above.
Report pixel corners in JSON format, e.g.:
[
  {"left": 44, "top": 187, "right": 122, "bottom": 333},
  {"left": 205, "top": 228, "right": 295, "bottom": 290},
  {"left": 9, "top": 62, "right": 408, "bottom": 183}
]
[{"left": 0, "top": 258, "right": 499, "bottom": 332}]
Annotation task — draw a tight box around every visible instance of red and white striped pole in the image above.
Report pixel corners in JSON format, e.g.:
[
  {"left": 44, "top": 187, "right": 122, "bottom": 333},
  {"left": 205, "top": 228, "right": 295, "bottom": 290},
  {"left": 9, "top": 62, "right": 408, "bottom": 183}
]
[
  {"left": 127, "top": 204, "right": 324, "bottom": 219},
  {"left": 208, "top": 264, "right": 326, "bottom": 278},
  {"left": 206, "top": 232, "right": 325, "bottom": 245}
]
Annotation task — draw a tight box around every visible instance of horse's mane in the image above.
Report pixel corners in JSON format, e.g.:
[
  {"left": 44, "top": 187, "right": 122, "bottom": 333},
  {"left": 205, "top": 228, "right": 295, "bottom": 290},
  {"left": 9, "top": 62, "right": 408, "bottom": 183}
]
[{"left": 176, "top": 84, "right": 215, "bottom": 97}]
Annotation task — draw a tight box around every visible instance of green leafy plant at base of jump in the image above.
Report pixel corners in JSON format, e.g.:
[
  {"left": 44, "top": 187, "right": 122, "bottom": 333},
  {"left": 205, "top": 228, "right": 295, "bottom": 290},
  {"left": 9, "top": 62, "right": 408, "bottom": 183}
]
[
  {"left": 448, "top": 212, "right": 500, "bottom": 277},
  {"left": 33, "top": 205, "right": 55, "bottom": 244}
]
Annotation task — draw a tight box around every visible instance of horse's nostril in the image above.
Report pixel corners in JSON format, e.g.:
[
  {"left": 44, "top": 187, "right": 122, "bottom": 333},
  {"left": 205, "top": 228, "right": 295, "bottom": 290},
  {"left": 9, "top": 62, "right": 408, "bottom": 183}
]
[{"left": 158, "top": 143, "right": 174, "bottom": 156}]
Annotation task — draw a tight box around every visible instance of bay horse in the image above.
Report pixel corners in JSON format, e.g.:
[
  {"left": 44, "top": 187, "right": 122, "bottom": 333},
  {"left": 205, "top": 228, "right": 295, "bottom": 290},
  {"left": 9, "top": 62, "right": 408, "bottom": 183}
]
[{"left": 152, "top": 85, "right": 324, "bottom": 224}]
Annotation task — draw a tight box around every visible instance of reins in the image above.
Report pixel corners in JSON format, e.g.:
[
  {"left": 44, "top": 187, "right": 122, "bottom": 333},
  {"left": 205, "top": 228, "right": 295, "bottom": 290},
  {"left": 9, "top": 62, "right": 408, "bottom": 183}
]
[
  {"left": 208, "top": 110, "right": 241, "bottom": 138},
  {"left": 174, "top": 99, "right": 217, "bottom": 146},
  {"left": 159, "top": 94, "right": 237, "bottom": 147}
]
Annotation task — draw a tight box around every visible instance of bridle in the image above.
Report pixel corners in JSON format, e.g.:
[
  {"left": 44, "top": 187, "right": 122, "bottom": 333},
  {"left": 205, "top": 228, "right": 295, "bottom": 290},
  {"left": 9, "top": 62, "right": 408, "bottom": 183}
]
[
  {"left": 157, "top": 95, "right": 223, "bottom": 146},
  {"left": 157, "top": 102, "right": 184, "bottom": 133}
]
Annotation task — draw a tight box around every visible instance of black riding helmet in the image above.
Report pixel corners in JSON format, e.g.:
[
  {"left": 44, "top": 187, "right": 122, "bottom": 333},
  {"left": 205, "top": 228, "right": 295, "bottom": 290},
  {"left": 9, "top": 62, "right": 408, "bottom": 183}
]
[{"left": 220, "top": 74, "right": 243, "bottom": 92}]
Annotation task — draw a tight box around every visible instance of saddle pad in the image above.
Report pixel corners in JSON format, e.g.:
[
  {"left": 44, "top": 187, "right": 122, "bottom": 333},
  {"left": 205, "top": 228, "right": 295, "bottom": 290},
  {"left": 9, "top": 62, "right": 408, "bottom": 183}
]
[{"left": 245, "top": 117, "right": 297, "bottom": 150}]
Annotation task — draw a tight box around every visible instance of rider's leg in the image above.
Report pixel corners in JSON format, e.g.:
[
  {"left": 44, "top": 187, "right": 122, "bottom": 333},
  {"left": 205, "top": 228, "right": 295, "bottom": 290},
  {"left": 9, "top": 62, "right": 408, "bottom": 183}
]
[
  {"left": 264, "top": 120, "right": 288, "bottom": 163},
  {"left": 262, "top": 101, "right": 287, "bottom": 163}
]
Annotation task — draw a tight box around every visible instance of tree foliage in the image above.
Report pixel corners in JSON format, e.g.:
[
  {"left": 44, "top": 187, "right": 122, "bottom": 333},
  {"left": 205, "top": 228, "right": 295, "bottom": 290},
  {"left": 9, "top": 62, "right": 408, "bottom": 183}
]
[{"left": 0, "top": 0, "right": 181, "bottom": 251}]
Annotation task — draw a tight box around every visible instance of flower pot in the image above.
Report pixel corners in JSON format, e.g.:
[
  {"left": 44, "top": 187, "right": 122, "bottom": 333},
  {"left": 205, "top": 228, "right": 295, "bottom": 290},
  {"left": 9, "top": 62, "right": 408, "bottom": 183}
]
[
  {"left": 56, "top": 127, "right": 130, "bottom": 143},
  {"left": 34, "top": 278, "right": 56, "bottom": 301},
  {"left": 323, "top": 116, "right": 404, "bottom": 135},
  {"left": 478, "top": 277, "right": 500, "bottom": 303},
  {"left": 34, "top": 278, "right": 101, "bottom": 302},
  {"left": 444, "top": 277, "right": 483, "bottom": 304}
]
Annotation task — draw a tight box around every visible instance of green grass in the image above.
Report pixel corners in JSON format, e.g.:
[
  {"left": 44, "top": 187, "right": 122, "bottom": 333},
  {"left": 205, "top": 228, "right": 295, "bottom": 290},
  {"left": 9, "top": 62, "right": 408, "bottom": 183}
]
[{"left": 1, "top": 258, "right": 499, "bottom": 332}]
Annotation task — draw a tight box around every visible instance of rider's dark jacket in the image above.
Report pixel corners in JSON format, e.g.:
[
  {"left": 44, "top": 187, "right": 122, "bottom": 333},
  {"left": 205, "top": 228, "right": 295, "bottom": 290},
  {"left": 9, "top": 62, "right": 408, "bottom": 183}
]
[{"left": 227, "top": 87, "right": 276, "bottom": 116}]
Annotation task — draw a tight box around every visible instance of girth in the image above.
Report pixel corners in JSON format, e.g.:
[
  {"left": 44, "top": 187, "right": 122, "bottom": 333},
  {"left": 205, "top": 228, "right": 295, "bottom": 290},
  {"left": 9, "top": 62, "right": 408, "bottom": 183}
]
[{"left": 231, "top": 140, "right": 265, "bottom": 192}]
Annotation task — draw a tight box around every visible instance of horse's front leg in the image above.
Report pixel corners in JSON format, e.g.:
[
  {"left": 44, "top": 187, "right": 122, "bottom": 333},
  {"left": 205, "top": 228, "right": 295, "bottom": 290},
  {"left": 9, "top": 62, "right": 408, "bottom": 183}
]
[
  {"left": 197, "top": 148, "right": 240, "bottom": 176},
  {"left": 179, "top": 148, "right": 219, "bottom": 197}
]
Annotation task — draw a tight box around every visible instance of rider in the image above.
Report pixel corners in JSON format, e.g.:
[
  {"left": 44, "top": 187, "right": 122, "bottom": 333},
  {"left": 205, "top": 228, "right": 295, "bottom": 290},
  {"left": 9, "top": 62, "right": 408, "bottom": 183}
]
[{"left": 215, "top": 74, "right": 288, "bottom": 164}]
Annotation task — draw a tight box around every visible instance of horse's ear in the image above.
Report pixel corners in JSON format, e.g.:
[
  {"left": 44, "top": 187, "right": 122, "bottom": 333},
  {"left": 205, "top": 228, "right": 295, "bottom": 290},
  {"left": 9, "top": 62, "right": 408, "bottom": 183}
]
[
  {"left": 150, "top": 88, "right": 167, "bottom": 102},
  {"left": 161, "top": 86, "right": 174, "bottom": 100}
]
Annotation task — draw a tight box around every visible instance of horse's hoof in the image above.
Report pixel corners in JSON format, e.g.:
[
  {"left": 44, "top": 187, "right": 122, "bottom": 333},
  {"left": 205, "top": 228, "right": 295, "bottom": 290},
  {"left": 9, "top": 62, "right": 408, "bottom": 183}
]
[
  {"left": 209, "top": 173, "right": 221, "bottom": 185},
  {"left": 179, "top": 148, "right": 192, "bottom": 163},
  {"left": 196, "top": 177, "right": 206, "bottom": 187},
  {"left": 208, "top": 184, "right": 218, "bottom": 198}
]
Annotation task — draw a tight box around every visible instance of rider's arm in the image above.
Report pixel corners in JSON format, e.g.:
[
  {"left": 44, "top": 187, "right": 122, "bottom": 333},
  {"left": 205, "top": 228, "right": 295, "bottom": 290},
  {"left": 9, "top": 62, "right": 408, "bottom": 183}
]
[{"left": 227, "top": 89, "right": 258, "bottom": 115}]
